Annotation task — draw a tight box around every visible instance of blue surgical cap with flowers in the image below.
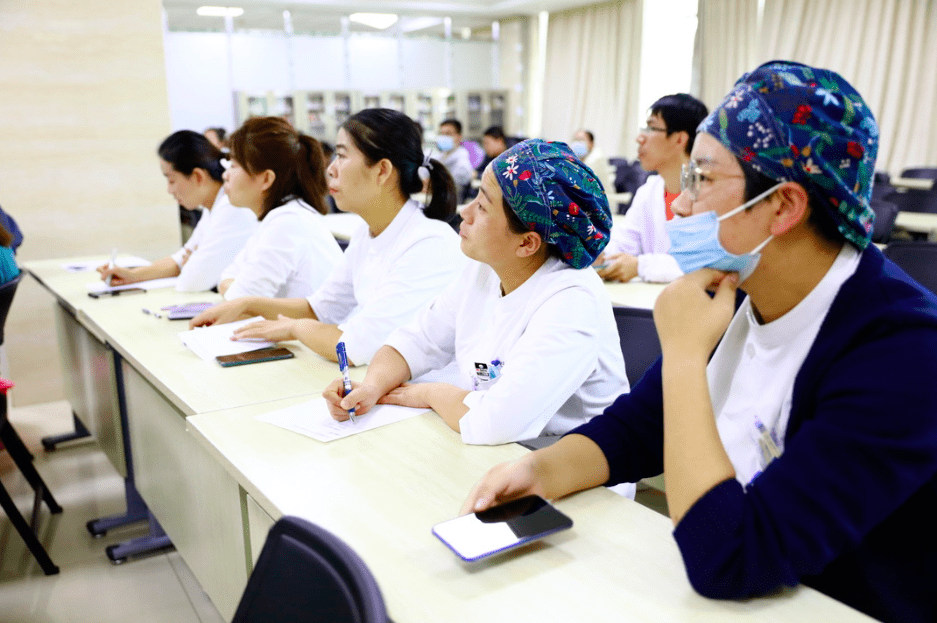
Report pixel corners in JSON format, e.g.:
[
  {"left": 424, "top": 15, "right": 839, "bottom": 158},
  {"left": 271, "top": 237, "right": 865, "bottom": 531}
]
[
  {"left": 491, "top": 139, "right": 612, "bottom": 268},
  {"left": 698, "top": 60, "right": 879, "bottom": 249}
]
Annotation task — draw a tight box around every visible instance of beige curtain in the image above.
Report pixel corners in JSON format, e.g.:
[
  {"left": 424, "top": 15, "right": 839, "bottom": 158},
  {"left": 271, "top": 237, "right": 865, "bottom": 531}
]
[
  {"left": 541, "top": 0, "right": 643, "bottom": 157},
  {"left": 696, "top": 0, "right": 937, "bottom": 174},
  {"left": 691, "top": 0, "right": 760, "bottom": 111}
]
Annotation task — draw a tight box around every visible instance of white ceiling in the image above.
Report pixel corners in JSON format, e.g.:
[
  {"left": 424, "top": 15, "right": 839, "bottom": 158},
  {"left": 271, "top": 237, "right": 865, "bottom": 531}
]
[{"left": 163, "top": 0, "right": 601, "bottom": 36}]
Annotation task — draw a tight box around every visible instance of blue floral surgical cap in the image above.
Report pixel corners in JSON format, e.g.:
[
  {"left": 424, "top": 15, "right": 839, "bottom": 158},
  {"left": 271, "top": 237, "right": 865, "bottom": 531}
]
[
  {"left": 698, "top": 60, "right": 879, "bottom": 249},
  {"left": 492, "top": 139, "right": 612, "bottom": 268}
]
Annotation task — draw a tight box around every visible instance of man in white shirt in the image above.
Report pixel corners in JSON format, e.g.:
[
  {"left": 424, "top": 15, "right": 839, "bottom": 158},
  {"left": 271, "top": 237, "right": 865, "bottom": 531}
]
[
  {"left": 597, "top": 94, "right": 708, "bottom": 282},
  {"left": 436, "top": 119, "right": 474, "bottom": 192}
]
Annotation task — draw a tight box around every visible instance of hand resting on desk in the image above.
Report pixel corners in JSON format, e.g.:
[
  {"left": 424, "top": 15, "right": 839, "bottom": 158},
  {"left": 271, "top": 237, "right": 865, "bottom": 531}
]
[
  {"left": 97, "top": 264, "right": 141, "bottom": 287},
  {"left": 190, "top": 299, "right": 252, "bottom": 329},
  {"left": 231, "top": 315, "right": 298, "bottom": 342}
]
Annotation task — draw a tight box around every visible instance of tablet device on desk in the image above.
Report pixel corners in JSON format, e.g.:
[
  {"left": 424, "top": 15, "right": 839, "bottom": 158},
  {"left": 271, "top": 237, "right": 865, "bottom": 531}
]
[
  {"left": 432, "top": 495, "right": 573, "bottom": 562},
  {"left": 216, "top": 346, "right": 294, "bottom": 367}
]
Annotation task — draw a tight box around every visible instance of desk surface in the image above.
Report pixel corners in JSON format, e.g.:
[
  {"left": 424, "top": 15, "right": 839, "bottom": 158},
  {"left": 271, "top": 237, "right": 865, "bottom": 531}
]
[
  {"left": 323, "top": 212, "right": 366, "bottom": 241},
  {"left": 188, "top": 396, "right": 872, "bottom": 623},
  {"left": 604, "top": 280, "right": 666, "bottom": 309},
  {"left": 894, "top": 211, "right": 937, "bottom": 234},
  {"left": 24, "top": 258, "right": 365, "bottom": 416}
]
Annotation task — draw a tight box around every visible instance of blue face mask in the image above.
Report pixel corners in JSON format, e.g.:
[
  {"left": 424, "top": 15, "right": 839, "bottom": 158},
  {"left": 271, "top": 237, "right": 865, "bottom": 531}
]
[
  {"left": 436, "top": 135, "right": 455, "bottom": 152},
  {"left": 665, "top": 183, "right": 782, "bottom": 282},
  {"left": 570, "top": 141, "right": 589, "bottom": 159}
]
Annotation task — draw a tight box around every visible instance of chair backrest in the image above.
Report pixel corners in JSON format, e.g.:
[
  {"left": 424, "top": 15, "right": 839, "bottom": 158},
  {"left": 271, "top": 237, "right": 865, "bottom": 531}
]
[
  {"left": 0, "top": 273, "right": 23, "bottom": 347},
  {"left": 869, "top": 199, "right": 899, "bottom": 243},
  {"left": 232, "top": 516, "right": 387, "bottom": 623},
  {"left": 612, "top": 306, "right": 661, "bottom": 387},
  {"left": 881, "top": 188, "right": 937, "bottom": 215},
  {"left": 883, "top": 241, "right": 937, "bottom": 296},
  {"left": 900, "top": 167, "right": 937, "bottom": 181}
]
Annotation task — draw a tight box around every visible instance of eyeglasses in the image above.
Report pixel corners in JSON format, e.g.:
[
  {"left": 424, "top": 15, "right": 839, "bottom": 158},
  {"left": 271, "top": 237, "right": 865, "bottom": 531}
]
[
  {"left": 638, "top": 126, "right": 668, "bottom": 135},
  {"left": 680, "top": 160, "right": 744, "bottom": 201}
]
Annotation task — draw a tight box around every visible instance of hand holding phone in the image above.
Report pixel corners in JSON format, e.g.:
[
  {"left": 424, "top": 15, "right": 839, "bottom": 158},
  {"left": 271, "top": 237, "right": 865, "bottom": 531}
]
[
  {"left": 433, "top": 495, "right": 573, "bottom": 562},
  {"left": 215, "top": 346, "right": 294, "bottom": 367}
]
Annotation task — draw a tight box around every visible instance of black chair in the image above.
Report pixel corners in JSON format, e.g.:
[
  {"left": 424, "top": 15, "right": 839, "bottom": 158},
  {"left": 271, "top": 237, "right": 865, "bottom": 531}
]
[
  {"left": 899, "top": 167, "right": 937, "bottom": 181},
  {"left": 0, "top": 273, "right": 63, "bottom": 575},
  {"left": 881, "top": 188, "right": 937, "bottom": 215},
  {"left": 232, "top": 516, "right": 388, "bottom": 623},
  {"left": 883, "top": 241, "right": 937, "bottom": 296},
  {"left": 611, "top": 159, "right": 650, "bottom": 214},
  {"left": 613, "top": 306, "right": 661, "bottom": 387},
  {"left": 870, "top": 199, "right": 899, "bottom": 244}
]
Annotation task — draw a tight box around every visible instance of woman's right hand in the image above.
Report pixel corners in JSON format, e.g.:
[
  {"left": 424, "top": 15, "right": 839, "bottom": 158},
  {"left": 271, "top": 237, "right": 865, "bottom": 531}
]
[
  {"left": 322, "top": 379, "right": 384, "bottom": 422},
  {"left": 189, "top": 299, "right": 249, "bottom": 329},
  {"left": 97, "top": 265, "right": 138, "bottom": 286},
  {"left": 460, "top": 455, "right": 546, "bottom": 515}
]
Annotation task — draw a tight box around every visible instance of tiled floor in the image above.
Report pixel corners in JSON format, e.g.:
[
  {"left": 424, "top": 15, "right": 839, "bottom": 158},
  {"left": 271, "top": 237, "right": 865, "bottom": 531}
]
[{"left": 0, "top": 400, "right": 225, "bottom": 623}]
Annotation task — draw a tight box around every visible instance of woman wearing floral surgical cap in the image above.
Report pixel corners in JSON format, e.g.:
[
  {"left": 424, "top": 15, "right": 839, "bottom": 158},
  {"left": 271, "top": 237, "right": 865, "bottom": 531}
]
[
  {"left": 323, "top": 139, "right": 629, "bottom": 455},
  {"left": 462, "top": 62, "right": 937, "bottom": 622}
]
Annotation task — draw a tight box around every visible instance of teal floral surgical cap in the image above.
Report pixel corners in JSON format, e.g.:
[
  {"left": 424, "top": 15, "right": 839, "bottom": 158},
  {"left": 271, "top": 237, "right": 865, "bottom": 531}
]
[
  {"left": 699, "top": 60, "right": 879, "bottom": 249},
  {"left": 491, "top": 139, "right": 612, "bottom": 268}
]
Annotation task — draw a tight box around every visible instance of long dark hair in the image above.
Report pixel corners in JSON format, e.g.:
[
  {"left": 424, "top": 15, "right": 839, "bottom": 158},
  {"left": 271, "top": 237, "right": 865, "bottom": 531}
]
[
  {"left": 158, "top": 130, "right": 225, "bottom": 182},
  {"left": 228, "top": 117, "right": 328, "bottom": 219},
  {"left": 341, "top": 108, "right": 456, "bottom": 222},
  {"left": 0, "top": 224, "right": 12, "bottom": 249}
]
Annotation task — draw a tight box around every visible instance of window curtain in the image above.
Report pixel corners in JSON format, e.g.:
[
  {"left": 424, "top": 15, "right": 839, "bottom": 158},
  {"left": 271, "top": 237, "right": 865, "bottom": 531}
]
[
  {"left": 696, "top": 0, "right": 937, "bottom": 174},
  {"left": 541, "top": 0, "right": 643, "bottom": 157},
  {"left": 691, "top": 0, "right": 759, "bottom": 111}
]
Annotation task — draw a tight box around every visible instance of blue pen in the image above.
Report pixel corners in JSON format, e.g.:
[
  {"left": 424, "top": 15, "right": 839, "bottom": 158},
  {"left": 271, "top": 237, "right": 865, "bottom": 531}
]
[{"left": 336, "top": 341, "right": 356, "bottom": 423}]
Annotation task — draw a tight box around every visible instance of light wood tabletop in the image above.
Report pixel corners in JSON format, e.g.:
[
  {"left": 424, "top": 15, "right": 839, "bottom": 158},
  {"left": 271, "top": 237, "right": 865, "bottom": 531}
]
[{"left": 188, "top": 395, "right": 873, "bottom": 623}]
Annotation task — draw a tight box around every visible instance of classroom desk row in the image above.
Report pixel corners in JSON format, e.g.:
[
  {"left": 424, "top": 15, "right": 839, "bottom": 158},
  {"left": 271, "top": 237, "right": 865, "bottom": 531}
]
[{"left": 23, "top": 257, "right": 872, "bottom": 622}]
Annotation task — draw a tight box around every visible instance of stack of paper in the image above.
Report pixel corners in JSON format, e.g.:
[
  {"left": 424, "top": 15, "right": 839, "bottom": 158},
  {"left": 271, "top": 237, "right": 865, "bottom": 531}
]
[
  {"left": 256, "top": 398, "right": 428, "bottom": 442},
  {"left": 87, "top": 277, "right": 179, "bottom": 293},
  {"left": 178, "top": 317, "right": 274, "bottom": 362},
  {"left": 64, "top": 257, "right": 150, "bottom": 272}
]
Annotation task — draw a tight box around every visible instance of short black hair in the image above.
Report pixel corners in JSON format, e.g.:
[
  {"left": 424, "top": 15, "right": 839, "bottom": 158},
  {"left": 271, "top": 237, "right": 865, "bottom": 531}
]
[
  {"left": 737, "top": 156, "right": 843, "bottom": 244},
  {"left": 650, "top": 94, "right": 709, "bottom": 156},
  {"left": 158, "top": 130, "right": 224, "bottom": 182},
  {"left": 483, "top": 126, "right": 506, "bottom": 141},
  {"left": 579, "top": 129, "right": 595, "bottom": 143},
  {"left": 440, "top": 118, "right": 463, "bottom": 135}
]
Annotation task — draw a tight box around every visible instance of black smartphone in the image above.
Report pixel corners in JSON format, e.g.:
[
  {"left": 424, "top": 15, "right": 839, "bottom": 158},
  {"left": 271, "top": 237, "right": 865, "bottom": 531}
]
[
  {"left": 215, "top": 346, "right": 294, "bottom": 367},
  {"left": 432, "top": 495, "right": 573, "bottom": 562},
  {"left": 89, "top": 287, "right": 146, "bottom": 298}
]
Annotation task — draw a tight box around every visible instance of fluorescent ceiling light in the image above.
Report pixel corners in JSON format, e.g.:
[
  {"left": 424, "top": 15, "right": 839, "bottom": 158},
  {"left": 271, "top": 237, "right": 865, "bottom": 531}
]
[
  {"left": 399, "top": 16, "right": 443, "bottom": 33},
  {"left": 349, "top": 13, "right": 399, "bottom": 30},
  {"left": 196, "top": 6, "right": 244, "bottom": 17}
]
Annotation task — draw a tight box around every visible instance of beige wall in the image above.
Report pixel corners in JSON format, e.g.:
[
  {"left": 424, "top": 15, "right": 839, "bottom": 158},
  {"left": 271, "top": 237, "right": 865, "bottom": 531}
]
[{"left": 0, "top": 0, "right": 179, "bottom": 406}]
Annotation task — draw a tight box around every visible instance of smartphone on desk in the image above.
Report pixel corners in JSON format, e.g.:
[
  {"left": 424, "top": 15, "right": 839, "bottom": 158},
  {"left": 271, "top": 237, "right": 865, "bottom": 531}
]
[
  {"left": 432, "top": 495, "right": 573, "bottom": 562},
  {"left": 216, "top": 346, "right": 295, "bottom": 367}
]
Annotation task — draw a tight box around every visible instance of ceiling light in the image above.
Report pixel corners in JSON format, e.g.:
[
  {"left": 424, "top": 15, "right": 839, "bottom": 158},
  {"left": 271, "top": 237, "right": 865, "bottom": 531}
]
[
  {"left": 349, "top": 13, "right": 398, "bottom": 30},
  {"left": 196, "top": 6, "right": 244, "bottom": 17}
]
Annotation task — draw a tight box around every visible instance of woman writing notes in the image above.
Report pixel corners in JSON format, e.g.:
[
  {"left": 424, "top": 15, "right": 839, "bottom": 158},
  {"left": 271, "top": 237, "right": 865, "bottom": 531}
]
[
  {"left": 324, "top": 140, "right": 628, "bottom": 454},
  {"left": 217, "top": 117, "right": 342, "bottom": 300},
  {"left": 462, "top": 62, "right": 937, "bottom": 622},
  {"left": 98, "top": 131, "right": 257, "bottom": 291},
  {"left": 191, "top": 109, "right": 464, "bottom": 365}
]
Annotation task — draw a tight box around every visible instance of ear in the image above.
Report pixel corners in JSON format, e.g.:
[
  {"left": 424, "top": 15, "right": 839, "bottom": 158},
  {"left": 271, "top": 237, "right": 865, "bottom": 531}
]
[
  {"left": 190, "top": 168, "right": 206, "bottom": 184},
  {"left": 515, "top": 231, "right": 543, "bottom": 259},
  {"left": 768, "top": 182, "right": 810, "bottom": 236},
  {"left": 258, "top": 169, "right": 276, "bottom": 192},
  {"left": 374, "top": 158, "right": 395, "bottom": 188},
  {"left": 671, "top": 130, "right": 689, "bottom": 152}
]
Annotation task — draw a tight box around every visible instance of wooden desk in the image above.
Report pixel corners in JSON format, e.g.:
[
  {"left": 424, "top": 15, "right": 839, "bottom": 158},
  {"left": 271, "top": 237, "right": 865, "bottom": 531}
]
[
  {"left": 891, "top": 177, "right": 934, "bottom": 191},
  {"left": 188, "top": 396, "right": 873, "bottom": 623},
  {"left": 323, "top": 212, "right": 366, "bottom": 242},
  {"left": 894, "top": 211, "right": 937, "bottom": 239},
  {"left": 604, "top": 281, "right": 666, "bottom": 309}
]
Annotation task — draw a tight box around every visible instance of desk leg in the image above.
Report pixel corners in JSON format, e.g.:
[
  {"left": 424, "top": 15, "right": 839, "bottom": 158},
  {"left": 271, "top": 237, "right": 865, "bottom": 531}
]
[
  {"left": 105, "top": 511, "right": 173, "bottom": 564},
  {"left": 86, "top": 477, "right": 148, "bottom": 536},
  {"left": 40, "top": 411, "right": 92, "bottom": 451}
]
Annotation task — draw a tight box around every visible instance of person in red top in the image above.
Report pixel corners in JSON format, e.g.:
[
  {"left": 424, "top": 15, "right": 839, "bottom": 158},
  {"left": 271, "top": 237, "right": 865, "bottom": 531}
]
[{"left": 597, "top": 94, "right": 708, "bottom": 282}]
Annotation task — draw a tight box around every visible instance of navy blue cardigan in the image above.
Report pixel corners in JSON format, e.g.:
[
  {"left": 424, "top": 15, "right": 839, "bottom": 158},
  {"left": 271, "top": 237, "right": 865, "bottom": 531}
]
[{"left": 572, "top": 245, "right": 937, "bottom": 622}]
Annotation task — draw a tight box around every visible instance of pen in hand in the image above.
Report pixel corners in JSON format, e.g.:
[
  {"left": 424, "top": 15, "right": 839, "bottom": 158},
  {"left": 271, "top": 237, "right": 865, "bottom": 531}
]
[
  {"left": 105, "top": 247, "right": 117, "bottom": 286},
  {"left": 336, "top": 341, "right": 356, "bottom": 423}
]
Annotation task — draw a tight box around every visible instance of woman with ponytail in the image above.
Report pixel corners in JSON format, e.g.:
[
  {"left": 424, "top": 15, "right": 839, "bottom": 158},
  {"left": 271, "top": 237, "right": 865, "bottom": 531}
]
[
  {"left": 216, "top": 116, "right": 343, "bottom": 300},
  {"left": 192, "top": 108, "right": 464, "bottom": 366},
  {"left": 97, "top": 130, "right": 257, "bottom": 291}
]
